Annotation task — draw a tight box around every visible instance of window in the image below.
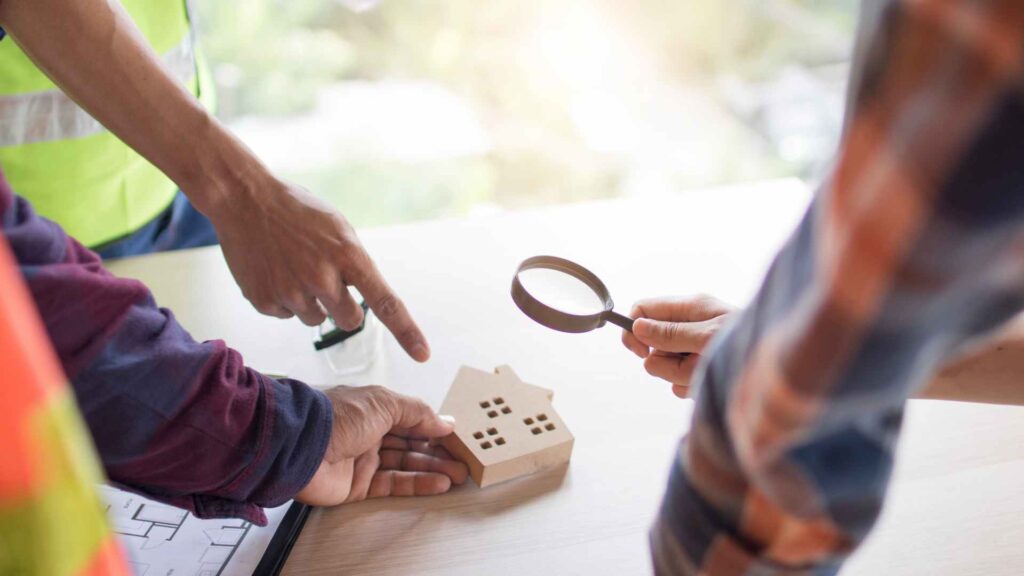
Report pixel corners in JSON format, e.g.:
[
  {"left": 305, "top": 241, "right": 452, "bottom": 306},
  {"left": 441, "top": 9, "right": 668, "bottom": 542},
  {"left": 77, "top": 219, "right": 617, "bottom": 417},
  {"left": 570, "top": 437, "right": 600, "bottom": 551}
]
[{"left": 195, "top": 1, "right": 857, "bottom": 227}]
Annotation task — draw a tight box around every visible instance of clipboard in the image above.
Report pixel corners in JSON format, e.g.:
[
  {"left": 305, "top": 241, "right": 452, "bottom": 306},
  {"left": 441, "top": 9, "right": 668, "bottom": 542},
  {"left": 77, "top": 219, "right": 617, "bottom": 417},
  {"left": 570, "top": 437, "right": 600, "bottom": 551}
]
[
  {"left": 253, "top": 502, "right": 312, "bottom": 575},
  {"left": 101, "top": 485, "right": 312, "bottom": 575}
]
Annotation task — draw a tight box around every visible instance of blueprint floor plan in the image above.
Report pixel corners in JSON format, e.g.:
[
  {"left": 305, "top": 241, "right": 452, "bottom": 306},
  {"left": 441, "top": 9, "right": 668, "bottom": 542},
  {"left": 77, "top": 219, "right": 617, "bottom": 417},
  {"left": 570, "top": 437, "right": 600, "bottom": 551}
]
[{"left": 101, "top": 485, "right": 292, "bottom": 576}]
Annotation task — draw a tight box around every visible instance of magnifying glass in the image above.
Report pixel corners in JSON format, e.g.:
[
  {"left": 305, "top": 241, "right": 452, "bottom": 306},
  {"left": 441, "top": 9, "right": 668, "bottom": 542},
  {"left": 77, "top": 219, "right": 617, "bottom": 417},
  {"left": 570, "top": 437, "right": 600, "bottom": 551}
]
[{"left": 511, "top": 255, "right": 635, "bottom": 334}]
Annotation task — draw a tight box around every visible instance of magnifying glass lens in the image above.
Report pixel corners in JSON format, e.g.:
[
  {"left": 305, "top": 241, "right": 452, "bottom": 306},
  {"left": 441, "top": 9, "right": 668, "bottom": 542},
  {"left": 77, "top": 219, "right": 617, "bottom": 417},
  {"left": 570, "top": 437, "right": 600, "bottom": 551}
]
[
  {"left": 512, "top": 255, "right": 635, "bottom": 333},
  {"left": 516, "top": 267, "right": 606, "bottom": 316}
]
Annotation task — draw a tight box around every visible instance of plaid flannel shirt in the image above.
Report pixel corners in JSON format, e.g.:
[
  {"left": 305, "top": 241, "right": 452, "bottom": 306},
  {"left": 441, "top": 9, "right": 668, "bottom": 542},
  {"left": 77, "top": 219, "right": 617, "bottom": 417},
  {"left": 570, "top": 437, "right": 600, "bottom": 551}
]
[{"left": 653, "top": 1, "right": 1024, "bottom": 574}]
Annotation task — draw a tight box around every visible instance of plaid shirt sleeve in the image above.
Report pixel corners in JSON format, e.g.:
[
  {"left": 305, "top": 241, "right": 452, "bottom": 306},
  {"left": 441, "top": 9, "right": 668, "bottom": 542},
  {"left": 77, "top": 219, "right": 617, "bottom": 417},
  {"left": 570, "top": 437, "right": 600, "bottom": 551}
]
[{"left": 653, "top": 1, "right": 1024, "bottom": 574}]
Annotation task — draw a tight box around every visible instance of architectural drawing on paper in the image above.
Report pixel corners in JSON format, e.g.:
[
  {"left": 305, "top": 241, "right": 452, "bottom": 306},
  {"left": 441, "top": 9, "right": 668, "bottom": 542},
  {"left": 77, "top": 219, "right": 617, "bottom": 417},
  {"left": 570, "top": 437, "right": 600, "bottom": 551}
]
[{"left": 100, "top": 485, "right": 285, "bottom": 576}]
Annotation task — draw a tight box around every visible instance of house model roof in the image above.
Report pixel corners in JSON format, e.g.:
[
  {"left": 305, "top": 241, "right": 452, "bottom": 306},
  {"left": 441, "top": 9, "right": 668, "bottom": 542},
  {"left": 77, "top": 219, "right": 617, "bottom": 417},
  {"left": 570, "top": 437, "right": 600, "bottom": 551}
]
[{"left": 439, "top": 365, "right": 574, "bottom": 488}]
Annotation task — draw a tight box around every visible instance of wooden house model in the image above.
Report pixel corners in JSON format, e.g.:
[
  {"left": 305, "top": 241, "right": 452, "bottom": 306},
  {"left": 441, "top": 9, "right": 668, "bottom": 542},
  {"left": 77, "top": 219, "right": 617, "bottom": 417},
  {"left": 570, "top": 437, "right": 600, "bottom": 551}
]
[{"left": 439, "top": 365, "right": 574, "bottom": 487}]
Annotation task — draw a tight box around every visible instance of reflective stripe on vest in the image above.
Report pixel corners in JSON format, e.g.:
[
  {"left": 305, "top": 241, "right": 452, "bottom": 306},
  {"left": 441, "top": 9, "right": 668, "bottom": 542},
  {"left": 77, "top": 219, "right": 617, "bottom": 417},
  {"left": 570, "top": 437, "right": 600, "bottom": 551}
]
[
  {"left": 0, "top": 0, "right": 214, "bottom": 248},
  {"left": 0, "top": 36, "right": 195, "bottom": 146}
]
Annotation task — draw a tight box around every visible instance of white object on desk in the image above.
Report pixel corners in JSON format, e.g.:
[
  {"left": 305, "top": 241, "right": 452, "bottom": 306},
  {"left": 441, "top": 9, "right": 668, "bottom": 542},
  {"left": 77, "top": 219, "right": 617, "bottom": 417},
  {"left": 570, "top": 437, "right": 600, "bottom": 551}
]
[{"left": 313, "top": 311, "right": 384, "bottom": 378}]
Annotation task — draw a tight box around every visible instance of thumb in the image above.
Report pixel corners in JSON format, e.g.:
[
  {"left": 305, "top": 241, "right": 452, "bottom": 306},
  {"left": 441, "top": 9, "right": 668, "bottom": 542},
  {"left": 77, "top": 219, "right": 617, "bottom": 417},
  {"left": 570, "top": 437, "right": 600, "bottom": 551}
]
[
  {"left": 633, "top": 318, "right": 705, "bottom": 353},
  {"left": 388, "top": 393, "right": 456, "bottom": 439}
]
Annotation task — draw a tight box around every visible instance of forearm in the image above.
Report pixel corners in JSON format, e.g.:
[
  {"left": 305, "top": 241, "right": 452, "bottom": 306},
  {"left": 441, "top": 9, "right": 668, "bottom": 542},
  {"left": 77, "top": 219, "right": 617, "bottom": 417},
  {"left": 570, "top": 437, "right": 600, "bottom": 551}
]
[
  {"left": 917, "top": 314, "right": 1024, "bottom": 405},
  {"left": 0, "top": 0, "right": 270, "bottom": 217}
]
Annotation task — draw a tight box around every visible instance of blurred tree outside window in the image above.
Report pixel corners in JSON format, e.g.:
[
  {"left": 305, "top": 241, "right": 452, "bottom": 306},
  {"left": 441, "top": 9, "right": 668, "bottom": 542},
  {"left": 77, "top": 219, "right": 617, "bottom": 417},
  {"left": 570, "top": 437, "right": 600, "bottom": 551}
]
[{"left": 193, "top": 0, "right": 858, "bottom": 227}]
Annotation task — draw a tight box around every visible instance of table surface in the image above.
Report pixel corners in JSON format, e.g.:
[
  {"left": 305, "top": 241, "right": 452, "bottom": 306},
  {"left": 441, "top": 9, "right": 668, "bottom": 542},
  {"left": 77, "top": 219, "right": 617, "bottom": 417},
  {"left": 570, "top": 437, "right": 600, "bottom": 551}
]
[{"left": 107, "top": 179, "right": 1024, "bottom": 576}]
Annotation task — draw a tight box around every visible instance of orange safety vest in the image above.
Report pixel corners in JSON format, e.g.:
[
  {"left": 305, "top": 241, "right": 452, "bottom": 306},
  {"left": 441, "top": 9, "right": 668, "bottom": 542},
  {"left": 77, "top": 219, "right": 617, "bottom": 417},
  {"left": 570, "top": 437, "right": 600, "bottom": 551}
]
[{"left": 0, "top": 233, "right": 129, "bottom": 575}]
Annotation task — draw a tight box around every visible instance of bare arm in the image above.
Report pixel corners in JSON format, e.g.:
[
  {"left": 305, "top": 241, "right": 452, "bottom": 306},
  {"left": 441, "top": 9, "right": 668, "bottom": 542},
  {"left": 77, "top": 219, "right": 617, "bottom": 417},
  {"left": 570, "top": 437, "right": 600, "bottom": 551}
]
[
  {"left": 624, "top": 297, "right": 1024, "bottom": 406},
  {"left": 917, "top": 314, "right": 1024, "bottom": 405},
  {"left": 0, "top": 0, "right": 241, "bottom": 207},
  {"left": 0, "top": 0, "right": 431, "bottom": 360}
]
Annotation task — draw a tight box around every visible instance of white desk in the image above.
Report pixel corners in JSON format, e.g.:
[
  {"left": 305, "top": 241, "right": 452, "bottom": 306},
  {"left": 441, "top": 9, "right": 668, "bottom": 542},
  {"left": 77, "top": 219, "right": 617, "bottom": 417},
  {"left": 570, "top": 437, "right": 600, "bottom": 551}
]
[{"left": 107, "top": 179, "right": 1024, "bottom": 575}]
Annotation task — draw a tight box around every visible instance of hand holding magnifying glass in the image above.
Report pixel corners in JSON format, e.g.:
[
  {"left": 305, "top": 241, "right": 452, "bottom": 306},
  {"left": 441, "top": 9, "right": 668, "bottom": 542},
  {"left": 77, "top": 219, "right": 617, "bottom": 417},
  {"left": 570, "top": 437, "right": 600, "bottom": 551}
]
[{"left": 511, "top": 256, "right": 737, "bottom": 397}]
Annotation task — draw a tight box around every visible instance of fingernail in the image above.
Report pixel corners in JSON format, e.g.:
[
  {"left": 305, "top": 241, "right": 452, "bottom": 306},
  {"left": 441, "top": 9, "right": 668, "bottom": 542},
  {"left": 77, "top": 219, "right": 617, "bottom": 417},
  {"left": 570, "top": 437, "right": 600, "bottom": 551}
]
[
  {"left": 411, "top": 343, "right": 430, "bottom": 362},
  {"left": 440, "top": 414, "right": 456, "bottom": 425}
]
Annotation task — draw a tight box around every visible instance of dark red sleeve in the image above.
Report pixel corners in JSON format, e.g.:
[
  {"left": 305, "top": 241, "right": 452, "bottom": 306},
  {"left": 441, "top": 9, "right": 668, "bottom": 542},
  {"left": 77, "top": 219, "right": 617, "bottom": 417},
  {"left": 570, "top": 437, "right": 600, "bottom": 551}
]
[{"left": 0, "top": 173, "right": 331, "bottom": 525}]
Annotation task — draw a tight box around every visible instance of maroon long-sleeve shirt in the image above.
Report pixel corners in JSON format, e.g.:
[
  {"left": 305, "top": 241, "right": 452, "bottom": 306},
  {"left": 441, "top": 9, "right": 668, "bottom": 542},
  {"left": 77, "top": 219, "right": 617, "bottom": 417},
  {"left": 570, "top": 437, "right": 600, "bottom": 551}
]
[{"left": 0, "top": 170, "right": 331, "bottom": 526}]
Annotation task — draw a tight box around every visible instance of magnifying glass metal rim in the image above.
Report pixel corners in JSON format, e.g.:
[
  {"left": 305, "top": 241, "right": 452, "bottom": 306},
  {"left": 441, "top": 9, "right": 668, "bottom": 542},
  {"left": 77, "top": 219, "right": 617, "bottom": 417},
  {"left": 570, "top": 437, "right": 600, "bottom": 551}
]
[{"left": 511, "top": 255, "right": 635, "bottom": 334}]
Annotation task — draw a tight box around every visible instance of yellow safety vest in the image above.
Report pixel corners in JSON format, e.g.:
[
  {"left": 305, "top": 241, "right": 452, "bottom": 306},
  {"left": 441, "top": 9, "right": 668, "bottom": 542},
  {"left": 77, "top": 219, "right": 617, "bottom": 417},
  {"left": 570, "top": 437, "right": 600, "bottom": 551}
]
[{"left": 0, "top": 0, "right": 215, "bottom": 248}]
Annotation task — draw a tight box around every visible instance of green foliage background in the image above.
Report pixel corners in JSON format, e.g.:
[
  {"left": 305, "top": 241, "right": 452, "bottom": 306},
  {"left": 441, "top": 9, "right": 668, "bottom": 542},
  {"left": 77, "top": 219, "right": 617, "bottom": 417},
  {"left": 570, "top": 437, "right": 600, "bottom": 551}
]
[{"left": 193, "top": 0, "right": 856, "bottom": 227}]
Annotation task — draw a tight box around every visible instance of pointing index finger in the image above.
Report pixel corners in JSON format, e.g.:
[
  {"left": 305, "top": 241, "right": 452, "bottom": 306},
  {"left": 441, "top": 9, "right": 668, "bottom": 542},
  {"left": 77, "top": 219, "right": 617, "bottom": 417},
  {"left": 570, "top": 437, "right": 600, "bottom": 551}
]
[{"left": 350, "top": 257, "right": 430, "bottom": 362}]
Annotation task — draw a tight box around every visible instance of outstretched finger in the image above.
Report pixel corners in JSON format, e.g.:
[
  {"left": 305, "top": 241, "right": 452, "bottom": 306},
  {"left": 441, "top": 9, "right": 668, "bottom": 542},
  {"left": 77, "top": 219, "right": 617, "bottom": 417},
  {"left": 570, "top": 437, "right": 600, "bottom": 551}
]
[
  {"left": 350, "top": 258, "right": 430, "bottom": 362},
  {"left": 379, "top": 450, "right": 468, "bottom": 485},
  {"left": 381, "top": 436, "right": 456, "bottom": 460},
  {"left": 345, "top": 449, "right": 381, "bottom": 503},
  {"left": 367, "top": 470, "right": 452, "bottom": 498}
]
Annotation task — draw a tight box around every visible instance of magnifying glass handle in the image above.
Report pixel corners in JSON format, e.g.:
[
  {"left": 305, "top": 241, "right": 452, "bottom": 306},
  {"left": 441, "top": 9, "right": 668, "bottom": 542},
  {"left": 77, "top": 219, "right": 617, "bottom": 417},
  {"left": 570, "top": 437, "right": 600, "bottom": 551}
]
[{"left": 605, "top": 311, "right": 635, "bottom": 332}]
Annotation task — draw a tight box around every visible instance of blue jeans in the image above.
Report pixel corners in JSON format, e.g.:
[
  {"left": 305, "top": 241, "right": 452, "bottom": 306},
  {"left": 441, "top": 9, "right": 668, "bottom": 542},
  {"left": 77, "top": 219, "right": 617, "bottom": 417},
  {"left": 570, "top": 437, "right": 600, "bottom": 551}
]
[{"left": 94, "top": 191, "right": 218, "bottom": 260}]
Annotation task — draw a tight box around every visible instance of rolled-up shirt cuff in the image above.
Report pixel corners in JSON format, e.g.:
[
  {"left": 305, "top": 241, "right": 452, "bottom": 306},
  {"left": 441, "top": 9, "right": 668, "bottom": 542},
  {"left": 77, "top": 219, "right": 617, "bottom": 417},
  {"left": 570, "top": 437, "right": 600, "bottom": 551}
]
[{"left": 236, "top": 376, "right": 333, "bottom": 514}]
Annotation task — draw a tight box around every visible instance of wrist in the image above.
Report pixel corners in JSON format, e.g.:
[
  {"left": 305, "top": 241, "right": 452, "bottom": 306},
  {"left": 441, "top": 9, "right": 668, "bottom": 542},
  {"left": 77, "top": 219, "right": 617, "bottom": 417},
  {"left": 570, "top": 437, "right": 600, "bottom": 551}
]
[{"left": 175, "top": 113, "right": 277, "bottom": 222}]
